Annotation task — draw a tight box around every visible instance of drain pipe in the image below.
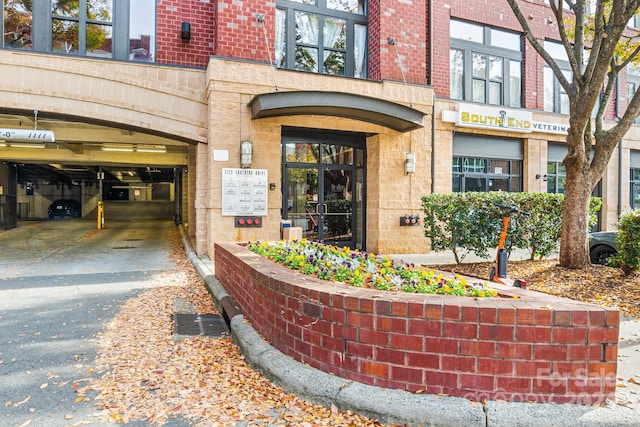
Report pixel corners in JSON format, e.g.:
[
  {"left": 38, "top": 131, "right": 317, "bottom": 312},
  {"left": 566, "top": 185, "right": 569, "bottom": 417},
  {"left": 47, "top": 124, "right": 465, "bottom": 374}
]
[
  {"left": 432, "top": 93, "right": 437, "bottom": 193},
  {"left": 429, "top": 0, "right": 435, "bottom": 194},
  {"left": 615, "top": 74, "right": 623, "bottom": 218}
]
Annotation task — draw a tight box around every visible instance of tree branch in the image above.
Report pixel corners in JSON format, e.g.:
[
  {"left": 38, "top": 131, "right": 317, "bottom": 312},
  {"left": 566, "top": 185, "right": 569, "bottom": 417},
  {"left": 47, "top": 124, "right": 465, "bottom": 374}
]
[{"left": 504, "top": 0, "right": 573, "bottom": 93}]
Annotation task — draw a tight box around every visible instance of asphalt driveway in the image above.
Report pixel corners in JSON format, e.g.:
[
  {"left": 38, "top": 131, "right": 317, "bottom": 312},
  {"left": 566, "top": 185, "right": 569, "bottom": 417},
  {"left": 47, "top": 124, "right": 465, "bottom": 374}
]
[{"left": 0, "top": 219, "right": 178, "bottom": 426}]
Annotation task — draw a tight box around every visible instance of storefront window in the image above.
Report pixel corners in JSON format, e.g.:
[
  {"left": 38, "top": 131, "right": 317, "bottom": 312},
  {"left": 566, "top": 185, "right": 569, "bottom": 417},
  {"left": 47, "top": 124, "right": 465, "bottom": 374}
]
[
  {"left": 452, "top": 156, "right": 522, "bottom": 192},
  {"left": 632, "top": 168, "right": 640, "bottom": 209},
  {"left": 450, "top": 20, "right": 522, "bottom": 107},
  {"left": 276, "top": 0, "right": 367, "bottom": 78},
  {"left": 546, "top": 161, "right": 567, "bottom": 194}
]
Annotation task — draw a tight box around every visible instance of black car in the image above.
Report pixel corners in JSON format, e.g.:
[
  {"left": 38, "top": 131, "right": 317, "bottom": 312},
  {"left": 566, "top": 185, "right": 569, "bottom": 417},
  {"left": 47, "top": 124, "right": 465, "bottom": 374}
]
[
  {"left": 48, "top": 200, "right": 81, "bottom": 219},
  {"left": 589, "top": 231, "right": 617, "bottom": 265}
]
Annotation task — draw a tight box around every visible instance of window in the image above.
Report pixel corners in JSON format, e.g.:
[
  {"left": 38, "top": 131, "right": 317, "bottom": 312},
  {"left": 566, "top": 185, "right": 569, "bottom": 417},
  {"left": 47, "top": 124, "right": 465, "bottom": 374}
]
[
  {"left": 3, "top": 0, "right": 32, "bottom": 49},
  {"left": 276, "top": 0, "right": 367, "bottom": 78},
  {"left": 544, "top": 0, "right": 571, "bottom": 11},
  {"left": 543, "top": 41, "right": 572, "bottom": 114},
  {"left": 52, "top": 0, "right": 113, "bottom": 57},
  {"left": 2, "top": 0, "right": 155, "bottom": 63},
  {"left": 129, "top": 0, "right": 155, "bottom": 62},
  {"left": 546, "top": 161, "right": 567, "bottom": 194},
  {"left": 543, "top": 40, "right": 600, "bottom": 115},
  {"left": 627, "top": 64, "right": 640, "bottom": 124},
  {"left": 452, "top": 157, "right": 522, "bottom": 192},
  {"left": 450, "top": 20, "right": 522, "bottom": 107},
  {"left": 632, "top": 168, "right": 640, "bottom": 209},
  {"left": 544, "top": 66, "right": 572, "bottom": 114}
]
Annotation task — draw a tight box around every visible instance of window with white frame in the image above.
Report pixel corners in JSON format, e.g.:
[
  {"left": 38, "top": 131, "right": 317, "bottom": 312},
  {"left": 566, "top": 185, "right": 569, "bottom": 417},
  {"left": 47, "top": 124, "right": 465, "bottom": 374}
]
[
  {"left": 276, "top": 0, "right": 367, "bottom": 78},
  {"left": 450, "top": 20, "right": 522, "bottom": 107}
]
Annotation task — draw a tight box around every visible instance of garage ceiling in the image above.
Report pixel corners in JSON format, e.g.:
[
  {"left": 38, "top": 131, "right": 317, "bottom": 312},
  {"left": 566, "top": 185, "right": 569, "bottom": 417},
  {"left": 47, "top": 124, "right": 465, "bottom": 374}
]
[{"left": 0, "top": 111, "right": 191, "bottom": 186}]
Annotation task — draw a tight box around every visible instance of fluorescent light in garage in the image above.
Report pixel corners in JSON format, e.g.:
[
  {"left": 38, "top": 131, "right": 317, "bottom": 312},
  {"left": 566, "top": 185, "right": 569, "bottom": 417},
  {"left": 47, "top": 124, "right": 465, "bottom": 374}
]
[
  {"left": 4, "top": 142, "right": 46, "bottom": 148},
  {"left": 102, "top": 144, "right": 134, "bottom": 152},
  {"left": 136, "top": 145, "right": 167, "bottom": 153}
]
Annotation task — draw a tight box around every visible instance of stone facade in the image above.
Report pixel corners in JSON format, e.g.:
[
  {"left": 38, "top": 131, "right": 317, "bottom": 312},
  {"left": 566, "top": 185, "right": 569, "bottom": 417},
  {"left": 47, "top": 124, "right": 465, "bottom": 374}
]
[
  {"left": 2, "top": 0, "right": 640, "bottom": 257},
  {"left": 199, "top": 58, "right": 433, "bottom": 256}
]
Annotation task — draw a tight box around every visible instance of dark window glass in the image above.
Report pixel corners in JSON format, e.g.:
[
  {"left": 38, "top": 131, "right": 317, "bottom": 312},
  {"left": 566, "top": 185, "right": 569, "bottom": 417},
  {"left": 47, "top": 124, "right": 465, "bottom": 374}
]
[{"left": 452, "top": 156, "right": 522, "bottom": 193}]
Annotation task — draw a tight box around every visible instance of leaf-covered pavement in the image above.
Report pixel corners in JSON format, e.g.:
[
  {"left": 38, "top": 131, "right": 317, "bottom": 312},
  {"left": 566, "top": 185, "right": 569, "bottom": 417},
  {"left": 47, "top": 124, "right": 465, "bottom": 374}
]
[
  {"left": 76, "top": 232, "right": 640, "bottom": 425},
  {"left": 432, "top": 259, "right": 640, "bottom": 319},
  {"left": 79, "top": 231, "right": 385, "bottom": 426}
]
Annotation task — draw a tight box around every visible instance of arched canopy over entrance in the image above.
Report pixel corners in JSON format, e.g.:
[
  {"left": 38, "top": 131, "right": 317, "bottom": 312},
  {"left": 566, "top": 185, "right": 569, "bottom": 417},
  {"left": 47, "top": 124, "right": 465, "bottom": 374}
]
[{"left": 248, "top": 91, "right": 425, "bottom": 133}]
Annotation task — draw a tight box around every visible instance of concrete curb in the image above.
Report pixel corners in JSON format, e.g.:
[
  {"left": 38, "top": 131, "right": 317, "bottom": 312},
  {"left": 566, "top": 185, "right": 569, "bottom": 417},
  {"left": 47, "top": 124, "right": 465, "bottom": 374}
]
[{"left": 178, "top": 227, "right": 640, "bottom": 426}]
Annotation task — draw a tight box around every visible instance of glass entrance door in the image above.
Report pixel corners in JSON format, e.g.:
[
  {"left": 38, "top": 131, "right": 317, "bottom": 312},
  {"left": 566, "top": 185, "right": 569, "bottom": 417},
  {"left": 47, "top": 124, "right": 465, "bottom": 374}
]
[{"left": 282, "top": 130, "right": 365, "bottom": 249}]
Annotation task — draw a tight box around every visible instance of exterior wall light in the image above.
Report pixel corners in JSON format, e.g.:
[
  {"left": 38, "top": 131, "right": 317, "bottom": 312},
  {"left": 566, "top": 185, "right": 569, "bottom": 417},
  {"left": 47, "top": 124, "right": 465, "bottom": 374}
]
[
  {"left": 405, "top": 152, "right": 416, "bottom": 174},
  {"left": 240, "top": 140, "right": 253, "bottom": 168},
  {"left": 181, "top": 22, "right": 191, "bottom": 43}
]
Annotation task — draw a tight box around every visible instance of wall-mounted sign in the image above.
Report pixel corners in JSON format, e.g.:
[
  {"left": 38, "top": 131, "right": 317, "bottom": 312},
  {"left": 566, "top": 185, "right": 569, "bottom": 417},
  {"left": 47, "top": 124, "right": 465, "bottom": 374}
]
[
  {"left": 442, "top": 104, "right": 570, "bottom": 135},
  {"left": 222, "top": 168, "right": 268, "bottom": 216},
  {"left": 454, "top": 103, "right": 533, "bottom": 133},
  {"left": 0, "top": 128, "right": 55, "bottom": 142},
  {"left": 531, "top": 122, "right": 569, "bottom": 135}
]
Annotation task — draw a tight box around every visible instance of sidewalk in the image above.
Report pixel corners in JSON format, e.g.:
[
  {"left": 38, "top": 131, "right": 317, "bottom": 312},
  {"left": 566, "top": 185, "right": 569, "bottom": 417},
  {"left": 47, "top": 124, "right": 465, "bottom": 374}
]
[{"left": 388, "top": 248, "right": 534, "bottom": 266}]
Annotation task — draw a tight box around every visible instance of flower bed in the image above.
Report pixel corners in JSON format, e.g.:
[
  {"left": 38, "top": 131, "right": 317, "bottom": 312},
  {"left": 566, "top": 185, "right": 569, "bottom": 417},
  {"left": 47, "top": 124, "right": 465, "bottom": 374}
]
[
  {"left": 215, "top": 242, "right": 619, "bottom": 405},
  {"left": 248, "top": 240, "right": 497, "bottom": 297}
]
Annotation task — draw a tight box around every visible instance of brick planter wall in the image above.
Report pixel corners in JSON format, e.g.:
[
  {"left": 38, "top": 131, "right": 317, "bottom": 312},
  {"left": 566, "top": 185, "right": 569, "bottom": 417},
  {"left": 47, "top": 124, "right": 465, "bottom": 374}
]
[{"left": 215, "top": 243, "right": 619, "bottom": 404}]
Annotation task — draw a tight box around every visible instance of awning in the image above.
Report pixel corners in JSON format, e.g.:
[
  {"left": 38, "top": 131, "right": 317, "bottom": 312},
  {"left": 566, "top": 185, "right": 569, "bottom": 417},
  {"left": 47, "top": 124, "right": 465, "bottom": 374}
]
[{"left": 248, "top": 91, "right": 424, "bottom": 133}]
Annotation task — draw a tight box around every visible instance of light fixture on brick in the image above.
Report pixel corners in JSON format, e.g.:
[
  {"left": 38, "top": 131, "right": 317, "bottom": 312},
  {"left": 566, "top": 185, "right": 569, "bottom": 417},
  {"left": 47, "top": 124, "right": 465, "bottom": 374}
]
[{"left": 181, "top": 22, "right": 191, "bottom": 42}]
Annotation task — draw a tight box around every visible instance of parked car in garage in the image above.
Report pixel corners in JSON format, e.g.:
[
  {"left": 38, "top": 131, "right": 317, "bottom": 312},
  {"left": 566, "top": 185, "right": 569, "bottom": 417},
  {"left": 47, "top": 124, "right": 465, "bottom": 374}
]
[
  {"left": 589, "top": 231, "right": 618, "bottom": 265},
  {"left": 48, "top": 200, "right": 81, "bottom": 219}
]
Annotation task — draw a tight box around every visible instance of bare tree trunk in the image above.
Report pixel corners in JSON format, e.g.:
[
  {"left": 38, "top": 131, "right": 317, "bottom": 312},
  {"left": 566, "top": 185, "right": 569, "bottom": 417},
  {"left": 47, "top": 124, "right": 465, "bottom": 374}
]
[{"left": 558, "top": 157, "right": 592, "bottom": 269}]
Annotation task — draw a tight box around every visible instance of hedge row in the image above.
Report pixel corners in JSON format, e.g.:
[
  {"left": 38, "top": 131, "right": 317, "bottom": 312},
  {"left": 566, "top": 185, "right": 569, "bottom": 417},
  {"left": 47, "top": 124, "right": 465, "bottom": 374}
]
[{"left": 420, "top": 192, "right": 602, "bottom": 264}]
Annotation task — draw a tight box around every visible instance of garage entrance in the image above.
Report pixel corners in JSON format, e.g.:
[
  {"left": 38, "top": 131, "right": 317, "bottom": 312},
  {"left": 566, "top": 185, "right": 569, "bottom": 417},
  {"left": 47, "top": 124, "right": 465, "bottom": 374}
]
[{"left": 0, "top": 112, "right": 191, "bottom": 228}]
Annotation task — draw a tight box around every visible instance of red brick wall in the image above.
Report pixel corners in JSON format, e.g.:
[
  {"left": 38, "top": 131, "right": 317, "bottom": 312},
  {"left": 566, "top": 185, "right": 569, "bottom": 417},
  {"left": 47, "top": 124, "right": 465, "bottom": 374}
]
[
  {"left": 376, "top": 0, "right": 428, "bottom": 84},
  {"left": 156, "top": 0, "right": 216, "bottom": 67},
  {"left": 215, "top": 243, "right": 618, "bottom": 404},
  {"left": 153, "top": 0, "right": 427, "bottom": 83},
  {"left": 213, "top": 0, "right": 274, "bottom": 62}
]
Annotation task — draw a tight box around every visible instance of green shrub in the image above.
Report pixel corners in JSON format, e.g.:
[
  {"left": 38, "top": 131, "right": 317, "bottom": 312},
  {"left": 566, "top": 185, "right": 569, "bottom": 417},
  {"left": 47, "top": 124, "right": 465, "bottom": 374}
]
[
  {"left": 610, "top": 210, "right": 640, "bottom": 275},
  {"left": 421, "top": 192, "right": 602, "bottom": 264}
]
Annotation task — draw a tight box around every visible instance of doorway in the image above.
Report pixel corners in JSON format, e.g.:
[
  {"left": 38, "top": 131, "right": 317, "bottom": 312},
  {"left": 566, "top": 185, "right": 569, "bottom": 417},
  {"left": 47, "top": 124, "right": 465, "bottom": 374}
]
[{"left": 282, "top": 128, "right": 366, "bottom": 249}]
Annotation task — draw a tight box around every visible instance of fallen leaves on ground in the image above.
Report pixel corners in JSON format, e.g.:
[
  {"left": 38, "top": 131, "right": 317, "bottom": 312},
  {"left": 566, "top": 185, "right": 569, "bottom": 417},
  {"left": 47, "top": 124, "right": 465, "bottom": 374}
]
[
  {"left": 82, "top": 230, "right": 385, "bottom": 426},
  {"left": 433, "top": 259, "right": 640, "bottom": 319}
]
